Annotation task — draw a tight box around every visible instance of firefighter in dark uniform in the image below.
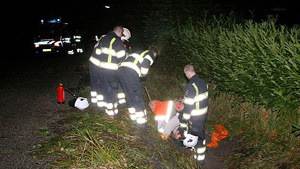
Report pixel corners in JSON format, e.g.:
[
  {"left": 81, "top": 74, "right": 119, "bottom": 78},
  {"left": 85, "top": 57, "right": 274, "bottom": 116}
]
[
  {"left": 89, "top": 26, "right": 126, "bottom": 116},
  {"left": 118, "top": 27, "right": 131, "bottom": 108},
  {"left": 173, "top": 64, "right": 209, "bottom": 167},
  {"left": 118, "top": 46, "right": 158, "bottom": 127}
]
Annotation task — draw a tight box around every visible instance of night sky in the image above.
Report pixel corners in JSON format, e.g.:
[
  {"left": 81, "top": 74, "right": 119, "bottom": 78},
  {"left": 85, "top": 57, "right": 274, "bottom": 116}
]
[
  {"left": 1, "top": 0, "right": 132, "bottom": 55},
  {"left": 1, "top": 0, "right": 299, "bottom": 58}
]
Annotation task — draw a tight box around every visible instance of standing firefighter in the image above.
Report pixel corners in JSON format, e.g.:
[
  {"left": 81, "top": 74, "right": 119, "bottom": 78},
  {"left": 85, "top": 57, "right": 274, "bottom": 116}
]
[
  {"left": 118, "top": 46, "right": 158, "bottom": 127},
  {"left": 173, "top": 64, "right": 209, "bottom": 167},
  {"left": 118, "top": 27, "right": 131, "bottom": 108},
  {"left": 89, "top": 26, "right": 126, "bottom": 116}
]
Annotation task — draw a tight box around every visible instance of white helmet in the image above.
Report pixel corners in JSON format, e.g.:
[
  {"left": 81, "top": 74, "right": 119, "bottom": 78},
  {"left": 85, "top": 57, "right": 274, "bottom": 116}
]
[
  {"left": 74, "top": 97, "right": 89, "bottom": 110},
  {"left": 183, "top": 134, "right": 198, "bottom": 147},
  {"left": 121, "top": 28, "right": 131, "bottom": 41}
]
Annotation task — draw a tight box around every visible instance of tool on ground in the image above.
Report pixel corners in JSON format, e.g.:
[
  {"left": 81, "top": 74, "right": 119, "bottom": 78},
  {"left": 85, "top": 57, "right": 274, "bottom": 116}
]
[
  {"left": 144, "top": 86, "right": 155, "bottom": 115},
  {"left": 64, "top": 87, "right": 77, "bottom": 98},
  {"left": 144, "top": 86, "right": 152, "bottom": 101},
  {"left": 57, "top": 82, "right": 89, "bottom": 110}
]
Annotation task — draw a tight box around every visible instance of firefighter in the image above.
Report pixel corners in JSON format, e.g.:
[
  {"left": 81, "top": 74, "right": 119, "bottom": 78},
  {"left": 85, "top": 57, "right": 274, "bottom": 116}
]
[
  {"left": 118, "top": 46, "right": 158, "bottom": 127},
  {"left": 121, "top": 27, "right": 131, "bottom": 56},
  {"left": 117, "top": 27, "right": 131, "bottom": 109},
  {"left": 173, "top": 64, "right": 209, "bottom": 167},
  {"left": 89, "top": 26, "right": 126, "bottom": 116},
  {"left": 148, "top": 100, "right": 180, "bottom": 138}
]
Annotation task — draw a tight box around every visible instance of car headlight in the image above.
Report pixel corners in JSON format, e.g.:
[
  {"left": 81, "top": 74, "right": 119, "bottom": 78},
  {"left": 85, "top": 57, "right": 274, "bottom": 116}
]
[
  {"left": 54, "top": 41, "right": 61, "bottom": 47},
  {"left": 34, "top": 44, "right": 39, "bottom": 48}
]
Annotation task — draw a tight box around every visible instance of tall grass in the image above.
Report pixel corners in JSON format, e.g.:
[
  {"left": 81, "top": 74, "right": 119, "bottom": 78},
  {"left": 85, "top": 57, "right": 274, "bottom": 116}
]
[
  {"left": 172, "top": 17, "right": 300, "bottom": 108},
  {"left": 207, "top": 89, "right": 300, "bottom": 168},
  {"left": 33, "top": 62, "right": 299, "bottom": 168},
  {"left": 148, "top": 15, "right": 300, "bottom": 168},
  {"left": 33, "top": 106, "right": 198, "bottom": 168},
  {"left": 166, "top": 17, "right": 299, "bottom": 132}
]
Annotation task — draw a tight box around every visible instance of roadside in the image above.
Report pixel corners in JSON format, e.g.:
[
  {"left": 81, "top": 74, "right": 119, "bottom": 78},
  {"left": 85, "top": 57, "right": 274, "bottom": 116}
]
[
  {"left": 26, "top": 61, "right": 236, "bottom": 169},
  {"left": 0, "top": 52, "right": 89, "bottom": 169},
  {"left": 0, "top": 50, "right": 237, "bottom": 169}
]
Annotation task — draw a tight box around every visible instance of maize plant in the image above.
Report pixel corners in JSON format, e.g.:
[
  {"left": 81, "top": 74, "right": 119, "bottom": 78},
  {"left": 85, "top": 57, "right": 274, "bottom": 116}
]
[
  {"left": 155, "top": 17, "right": 300, "bottom": 142},
  {"left": 173, "top": 18, "right": 300, "bottom": 112}
]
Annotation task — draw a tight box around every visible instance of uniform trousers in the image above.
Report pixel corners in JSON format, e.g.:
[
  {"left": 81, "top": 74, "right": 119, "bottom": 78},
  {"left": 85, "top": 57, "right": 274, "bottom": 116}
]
[
  {"left": 118, "top": 67, "right": 147, "bottom": 124},
  {"left": 89, "top": 62, "right": 119, "bottom": 115}
]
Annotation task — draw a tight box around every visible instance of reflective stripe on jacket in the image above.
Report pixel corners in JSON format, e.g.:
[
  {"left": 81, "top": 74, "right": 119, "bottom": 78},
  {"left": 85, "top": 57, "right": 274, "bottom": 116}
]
[
  {"left": 120, "top": 50, "right": 155, "bottom": 77},
  {"left": 179, "top": 74, "right": 208, "bottom": 134},
  {"left": 89, "top": 32, "right": 125, "bottom": 70}
]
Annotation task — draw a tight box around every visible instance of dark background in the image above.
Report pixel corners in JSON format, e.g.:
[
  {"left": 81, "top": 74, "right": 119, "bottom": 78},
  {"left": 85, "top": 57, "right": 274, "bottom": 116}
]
[{"left": 1, "top": 0, "right": 299, "bottom": 61}]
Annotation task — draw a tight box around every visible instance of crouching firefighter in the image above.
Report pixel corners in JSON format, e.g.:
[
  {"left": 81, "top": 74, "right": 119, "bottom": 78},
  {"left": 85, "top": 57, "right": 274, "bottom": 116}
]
[
  {"left": 173, "top": 64, "right": 209, "bottom": 167},
  {"left": 118, "top": 46, "right": 158, "bottom": 127},
  {"left": 89, "top": 26, "right": 126, "bottom": 116}
]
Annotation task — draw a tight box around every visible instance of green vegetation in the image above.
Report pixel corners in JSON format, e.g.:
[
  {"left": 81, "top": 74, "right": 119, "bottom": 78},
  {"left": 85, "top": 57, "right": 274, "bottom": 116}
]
[
  {"left": 143, "top": 2, "right": 300, "bottom": 167},
  {"left": 32, "top": 66, "right": 199, "bottom": 168},
  {"left": 33, "top": 1, "right": 300, "bottom": 168},
  {"left": 33, "top": 60, "right": 299, "bottom": 168}
]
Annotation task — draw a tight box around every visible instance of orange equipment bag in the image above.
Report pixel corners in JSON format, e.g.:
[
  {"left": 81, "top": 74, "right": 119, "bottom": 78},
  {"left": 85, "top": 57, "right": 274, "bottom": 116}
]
[{"left": 206, "top": 124, "right": 228, "bottom": 148}]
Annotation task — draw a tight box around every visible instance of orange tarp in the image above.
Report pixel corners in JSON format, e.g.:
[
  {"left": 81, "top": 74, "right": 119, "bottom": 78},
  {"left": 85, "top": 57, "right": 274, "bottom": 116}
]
[{"left": 206, "top": 124, "right": 228, "bottom": 148}]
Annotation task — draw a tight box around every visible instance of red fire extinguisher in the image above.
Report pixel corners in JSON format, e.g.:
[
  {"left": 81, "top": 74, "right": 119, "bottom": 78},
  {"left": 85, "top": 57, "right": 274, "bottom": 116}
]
[{"left": 57, "top": 82, "right": 65, "bottom": 104}]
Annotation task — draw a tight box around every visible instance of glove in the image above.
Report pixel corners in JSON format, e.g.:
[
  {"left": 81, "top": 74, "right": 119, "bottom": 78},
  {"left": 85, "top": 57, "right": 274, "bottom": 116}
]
[
  {"left": 174, "top": 98, "right": 184, "bottom": 112},
  {"left": 183, "top": 134, "right": 198, "bottom": 147}
]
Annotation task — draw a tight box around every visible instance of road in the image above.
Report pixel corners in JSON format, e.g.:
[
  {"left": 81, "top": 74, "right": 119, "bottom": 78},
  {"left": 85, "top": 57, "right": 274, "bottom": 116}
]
[{"left": 0, "top": 49, "right": 91, "bottom": 169}]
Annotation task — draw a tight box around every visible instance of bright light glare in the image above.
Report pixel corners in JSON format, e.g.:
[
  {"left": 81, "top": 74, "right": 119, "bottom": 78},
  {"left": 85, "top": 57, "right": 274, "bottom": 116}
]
[
  {"left": 105, "top": 5, "right": 110, "bottom": 9},
  {"left": 54, "top": 41, "right": 61, "bottom": 47}
]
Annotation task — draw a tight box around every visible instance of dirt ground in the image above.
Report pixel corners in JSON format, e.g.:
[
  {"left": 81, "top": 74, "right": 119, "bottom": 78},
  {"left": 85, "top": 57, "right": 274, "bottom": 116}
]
[{"left": 0, "top": 53, "right": 89, "bottom": 169}]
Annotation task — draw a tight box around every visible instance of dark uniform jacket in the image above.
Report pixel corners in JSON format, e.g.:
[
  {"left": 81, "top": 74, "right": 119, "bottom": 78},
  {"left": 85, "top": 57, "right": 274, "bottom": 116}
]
[
  {"left": 89, "top": 31, "right": 125, "bottom": 70},
  {"left": 119, "top": 50, "right": 155, "bottom": 77},
  {"left": 179, "top": 74, "right": 208, "bottom": 138}
]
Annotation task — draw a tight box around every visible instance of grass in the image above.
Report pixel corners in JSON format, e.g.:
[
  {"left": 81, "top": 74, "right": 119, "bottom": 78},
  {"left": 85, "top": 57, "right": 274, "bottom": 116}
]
[
  {"left": 32, "top": 63, "right": 210, "bottom": 168},
  {"left": 207, "top": 89, "right": 300, "bottom": 169},
  {"left": 33, "top": 108, "right": 197, "bottom": 168},
  {"left": 33, "top": 62, "right": 300, "bottom": 168}
]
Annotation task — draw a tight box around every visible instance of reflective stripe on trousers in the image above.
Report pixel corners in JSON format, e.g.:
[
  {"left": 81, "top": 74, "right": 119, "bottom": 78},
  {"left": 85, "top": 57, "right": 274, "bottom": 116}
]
[
  {"left": 135, "top": 110, "right": 147, "bottom": 124},
  {"left": 91, "top": 91, "right": 106, "bottom": 108},
  {"left": 193, "top": 139, "right": 206, "bottom": 164},
  {"left": 105, "top": 102, "right": 119, "bottom": 116},
  {"left": 128, "top": 107, "right": 147, "bottom": 124},
  {"left": 118, "top": 92, "right": 126, "bottom": 104}
]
